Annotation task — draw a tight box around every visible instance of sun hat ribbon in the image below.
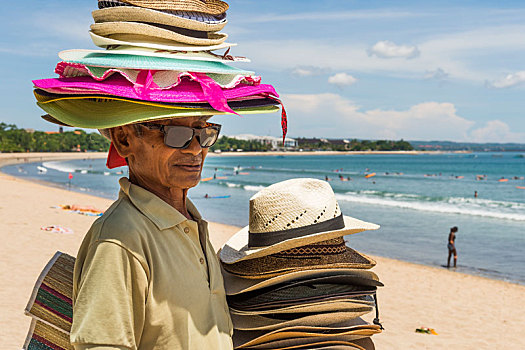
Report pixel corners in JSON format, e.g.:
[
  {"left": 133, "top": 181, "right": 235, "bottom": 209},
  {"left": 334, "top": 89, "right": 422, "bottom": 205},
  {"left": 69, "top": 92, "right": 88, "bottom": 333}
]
[
  {"left": 107, "top": 143, "right": 127, "bottom": 168},
  {"left": 249, "top": 215, "right": 345, "bottom": 248}
]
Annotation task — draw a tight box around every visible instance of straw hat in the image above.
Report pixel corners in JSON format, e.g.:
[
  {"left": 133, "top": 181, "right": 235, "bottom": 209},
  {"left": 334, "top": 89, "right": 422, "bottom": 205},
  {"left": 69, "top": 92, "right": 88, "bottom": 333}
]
[
  {"left": 229, "top": 298, "right": 375, "bottom": 317},
  {"left": 90, "top": 22, "right": 227, "bottom": 46},
  {"left": 238, "top": 336, "right": 374, "bottom": 350},
  {"left": 227, "top": 278, "right": 376, "bottom": 311},
  {"left": 35, "top": 97, "right": 279, "bottom": 129},
  {"left": 222, "top": 237, "right": 376, "bottom": 278},
  {"left": 234, "top": 320, "right": 381, "bottom": 349},
  {"left": 232, "top": 317, "right": 379, "bottom": 348},
  {"left": 221, "top": 267, "right": 382, "bottom": 296},
  {"left": 59, "top": 46, "right": 249, "bottom": 63},
  {"left": 115, "top": 0, "right": 229, "bottom": 15},
  {"left": 89, "top": 31, "right": 235, "bottom": 52},
  {"left": 230, "top": 311, "right": 374, "bottom": 331},
  {"left": 58, "top": 49, "right": 252, "bottom": 73},
  {"left": 219, "top": 178, "right": 380, "bottom": 265},
  {"left": 93, "top": 6, "right": 227, "bottom": 32}
]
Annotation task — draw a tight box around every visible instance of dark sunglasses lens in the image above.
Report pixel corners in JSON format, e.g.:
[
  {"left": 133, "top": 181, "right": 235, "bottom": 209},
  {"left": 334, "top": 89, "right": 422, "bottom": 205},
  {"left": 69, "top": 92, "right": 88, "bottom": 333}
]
[
  {"left": 199, "top": 128, "right": 219, "bottom": 147},
  {"left": 165, "top": 126, "right": 194, "bottom": 148}
]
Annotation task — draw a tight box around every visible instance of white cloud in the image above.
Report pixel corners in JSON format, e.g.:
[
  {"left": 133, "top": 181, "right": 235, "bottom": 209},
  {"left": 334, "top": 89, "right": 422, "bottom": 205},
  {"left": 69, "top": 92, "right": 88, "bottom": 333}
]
[
  {"left": 469, "top": 120, "right": 525, "bottom": 142},
  {"left": 368, "top": 40, "right": 420, "bottom": 59},
  {"left": 282, "top": 93, "right": 474, "bottom": 140},
  {"left": 281, "top": 93, "right": 525, "bottom": 142},
  {"left": 487, "top": 71, "right": 525, "bottom": 88},
  {"left": 328, "top": 73, "right": 357, "bottom": 86},
  {"left": 290, "top": 66, "right": 329, "bottom": 77},
  {"left": 424, "top": 68, "right": 449, "bottom": 81}
]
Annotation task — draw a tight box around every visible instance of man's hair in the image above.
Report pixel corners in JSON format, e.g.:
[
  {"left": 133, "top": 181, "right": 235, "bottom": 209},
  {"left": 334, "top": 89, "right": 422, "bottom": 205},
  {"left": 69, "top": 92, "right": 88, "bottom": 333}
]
[{"left": 451, "top": 226, "right": 458, "bottom": 232}]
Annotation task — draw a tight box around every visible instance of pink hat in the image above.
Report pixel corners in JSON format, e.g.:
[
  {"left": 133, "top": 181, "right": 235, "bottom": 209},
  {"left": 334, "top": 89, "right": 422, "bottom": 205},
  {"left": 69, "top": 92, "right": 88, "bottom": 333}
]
[{"left": 33, "top": 74, "right": 278, "bottom": 116}]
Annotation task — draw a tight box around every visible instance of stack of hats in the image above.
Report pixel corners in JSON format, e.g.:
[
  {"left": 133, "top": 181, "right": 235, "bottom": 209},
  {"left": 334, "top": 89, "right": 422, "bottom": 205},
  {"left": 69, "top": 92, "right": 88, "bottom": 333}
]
[
  {"left": 32, "top": 0, "right": 285, "bottom": 168},
  {"left": 220, "top": 178, "right": 384, "bottom": 350}
]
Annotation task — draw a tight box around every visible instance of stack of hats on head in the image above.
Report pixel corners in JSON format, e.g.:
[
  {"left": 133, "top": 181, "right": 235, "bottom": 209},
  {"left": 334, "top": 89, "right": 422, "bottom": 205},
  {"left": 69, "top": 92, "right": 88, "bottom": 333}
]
[
  {"left": 32, "top": 0, "right": 286, "bottom": 168},
  {"left": 220, "top": 178, "right": 384, "bottom": 350}
]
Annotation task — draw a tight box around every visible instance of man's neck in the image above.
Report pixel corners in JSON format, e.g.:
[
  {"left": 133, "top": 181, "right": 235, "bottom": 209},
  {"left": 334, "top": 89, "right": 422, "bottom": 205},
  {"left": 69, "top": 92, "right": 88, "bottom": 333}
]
[{"left": 128, "top": 173, "right": 192, "bottom": 220}]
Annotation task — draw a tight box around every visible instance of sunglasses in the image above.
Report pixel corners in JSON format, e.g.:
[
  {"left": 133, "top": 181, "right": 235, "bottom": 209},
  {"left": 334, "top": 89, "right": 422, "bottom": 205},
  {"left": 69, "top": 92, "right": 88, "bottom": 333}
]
[{"left": 139, "top": 122, "right": 221, "bottom": 149}]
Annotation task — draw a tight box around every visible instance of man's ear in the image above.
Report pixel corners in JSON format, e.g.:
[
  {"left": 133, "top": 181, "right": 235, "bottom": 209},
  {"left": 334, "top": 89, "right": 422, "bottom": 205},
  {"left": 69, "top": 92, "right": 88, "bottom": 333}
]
[{"left": 109, "top": 126, "right": 134, "bottom": 158}]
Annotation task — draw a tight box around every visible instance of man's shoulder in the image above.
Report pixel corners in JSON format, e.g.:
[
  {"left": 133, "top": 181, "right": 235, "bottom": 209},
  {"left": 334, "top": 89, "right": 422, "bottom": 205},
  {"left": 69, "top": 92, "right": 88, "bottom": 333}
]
[{"left": 86, "top": 195, "right": 152, "bottom": 251}]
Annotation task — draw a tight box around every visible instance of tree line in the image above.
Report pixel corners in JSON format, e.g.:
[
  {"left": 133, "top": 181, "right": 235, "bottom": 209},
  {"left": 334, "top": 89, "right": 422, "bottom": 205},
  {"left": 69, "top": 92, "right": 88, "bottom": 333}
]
[
  {"left": 296, "top": 138, "right": 414, "bottom": 151},
  {"left": 0, "top": 123, "right": 413, "bottom": 153},
  {"left": 0, "top": 123, "right": 110, "bottom": 152}
]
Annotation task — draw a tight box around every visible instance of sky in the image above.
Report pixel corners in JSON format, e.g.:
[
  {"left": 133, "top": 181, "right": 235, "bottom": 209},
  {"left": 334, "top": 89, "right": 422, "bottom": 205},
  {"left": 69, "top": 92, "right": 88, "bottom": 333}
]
[{"left": 1, "top": 0, "right": 525, "bottom": 142}]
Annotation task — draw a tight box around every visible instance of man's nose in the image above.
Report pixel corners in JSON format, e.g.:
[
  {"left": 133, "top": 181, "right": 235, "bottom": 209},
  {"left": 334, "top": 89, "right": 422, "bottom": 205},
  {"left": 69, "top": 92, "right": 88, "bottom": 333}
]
[{"left": 180, "top": 136, "right": 202, "bottom": 155}]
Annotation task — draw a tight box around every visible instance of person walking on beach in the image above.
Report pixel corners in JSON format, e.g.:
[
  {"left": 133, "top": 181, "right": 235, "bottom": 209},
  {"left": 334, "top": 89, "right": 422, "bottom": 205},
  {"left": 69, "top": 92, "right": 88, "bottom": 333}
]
[{"left": 447, "top": 226, "right": 458, "bottom": 268}]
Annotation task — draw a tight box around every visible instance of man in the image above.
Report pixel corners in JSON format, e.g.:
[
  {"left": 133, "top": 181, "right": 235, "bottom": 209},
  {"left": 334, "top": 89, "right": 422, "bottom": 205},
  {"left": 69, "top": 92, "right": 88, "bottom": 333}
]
[
  {"left": 447, "top": 226, "right": 458, "bottom": 268},
  {"left": 71, "top": 116, "right": 233, "bottom": 350}
]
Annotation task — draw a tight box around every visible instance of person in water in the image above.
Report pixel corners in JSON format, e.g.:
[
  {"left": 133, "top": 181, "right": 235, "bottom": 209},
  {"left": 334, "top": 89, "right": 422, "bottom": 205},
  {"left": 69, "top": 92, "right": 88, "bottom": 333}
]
[{"left": 447, "top": 226, "right": 458, "bottom": 268}]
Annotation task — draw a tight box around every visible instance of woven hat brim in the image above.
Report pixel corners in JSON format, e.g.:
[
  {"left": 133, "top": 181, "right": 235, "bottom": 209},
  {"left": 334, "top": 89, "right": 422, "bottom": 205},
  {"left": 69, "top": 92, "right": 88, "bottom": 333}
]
[
  {"left": 221, "top": 266, "right": 382, "bottom": 295},
  {"left": 230, "top": 311, "right": 373, "bottom": 331},
  {"left": 90, "top": 31, "right": 235, "bottom": 51},
  {"left": 234, "top": 324, "right": 380, "bottom": 349},
  {"left": 119, "top": 0, "right": 229, "bottom": 15},
  {"left": 58, "top": 49, "right": 252, "bottom": 74},
  {"left": 229, "top": 298, "right": 375, "bottom": 316},
  {"left": 37, "top": 99, "right": 279, "bottom": 129},
  {"left": 220, "top": 216, "right": 380, "bottom": 264},
  {"left": 242, "top": 336, "right": 373, "bottom": 350},
  {"left": 233, "top": 317, "right": 377, "bottom": 348},
  {"left": 91, "top": 22, "right": 227, "bottom": 46},
  {"left": 92, "top": 7, "right": 227, "bottom": 32},
  {"left": 221, "top": 246, "right": 376, "bottom": 279},
  {"left": 66, "top": 46, "right": 249, "bottom": 63}
]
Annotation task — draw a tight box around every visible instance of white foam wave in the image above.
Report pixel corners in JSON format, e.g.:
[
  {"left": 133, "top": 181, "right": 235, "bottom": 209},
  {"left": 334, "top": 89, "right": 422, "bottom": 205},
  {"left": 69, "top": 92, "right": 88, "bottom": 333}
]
[
  {"left": 42, "top": 161, "right": 79, "bottom": 173},
  {"left": 244, "top": 185, "right": 266, "bottom": 192},
  {"left": 336, "top": 192, "right": 525, "bottom": 221},
  {"left": 226, "top": 182, "right": 241, "bottom": 188}
]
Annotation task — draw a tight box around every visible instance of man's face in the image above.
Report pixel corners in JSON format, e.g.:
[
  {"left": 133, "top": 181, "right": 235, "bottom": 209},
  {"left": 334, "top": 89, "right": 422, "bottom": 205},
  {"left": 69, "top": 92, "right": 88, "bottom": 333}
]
[{"left": 125, "top": 117, "right": 210, "bottom": 191}]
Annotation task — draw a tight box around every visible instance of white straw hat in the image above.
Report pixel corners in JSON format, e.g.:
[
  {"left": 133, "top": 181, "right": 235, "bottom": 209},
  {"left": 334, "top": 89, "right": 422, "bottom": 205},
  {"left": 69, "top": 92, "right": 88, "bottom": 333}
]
[{"left": 220, "top": 178, "right": 379, "bottom": 264}]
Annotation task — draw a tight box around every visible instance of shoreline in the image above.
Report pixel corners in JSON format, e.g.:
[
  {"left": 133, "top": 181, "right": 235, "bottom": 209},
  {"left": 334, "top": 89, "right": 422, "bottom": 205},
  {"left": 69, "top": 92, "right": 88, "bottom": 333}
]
[
  {"left": 208, "top": 150, "right": 472, "bottom": 156},
  {"left": 1, "top": 153, "right": 524, "bottom": 349},
  {"left": 1, "top": 153, "right": 522, "bottom": 286}
]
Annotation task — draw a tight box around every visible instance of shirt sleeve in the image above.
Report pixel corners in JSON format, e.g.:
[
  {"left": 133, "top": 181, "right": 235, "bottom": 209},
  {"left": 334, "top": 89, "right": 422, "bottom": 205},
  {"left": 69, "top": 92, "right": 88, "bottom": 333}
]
[{"left": 71, "top": 241, "right": 149, "bottom": 349}]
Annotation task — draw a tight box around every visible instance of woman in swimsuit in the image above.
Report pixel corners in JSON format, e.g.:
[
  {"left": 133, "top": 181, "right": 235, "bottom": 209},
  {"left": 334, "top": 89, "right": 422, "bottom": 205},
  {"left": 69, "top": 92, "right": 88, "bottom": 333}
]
[{"left": 447, "top": 226, "right": 458, "bottom": 268}]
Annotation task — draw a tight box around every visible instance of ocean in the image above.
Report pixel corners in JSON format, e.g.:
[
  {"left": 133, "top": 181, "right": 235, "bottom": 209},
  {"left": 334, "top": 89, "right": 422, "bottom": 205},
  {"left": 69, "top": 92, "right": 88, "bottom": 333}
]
[{"left": 3, "top": 152, "right": 524, "bottom": 284}]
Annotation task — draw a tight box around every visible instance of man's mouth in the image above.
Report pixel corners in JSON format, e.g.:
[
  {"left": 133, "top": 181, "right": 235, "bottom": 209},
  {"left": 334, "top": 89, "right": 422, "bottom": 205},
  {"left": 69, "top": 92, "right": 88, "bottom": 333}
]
[{"left": 174, "top": 163, "right": 201, "bottom": 172}]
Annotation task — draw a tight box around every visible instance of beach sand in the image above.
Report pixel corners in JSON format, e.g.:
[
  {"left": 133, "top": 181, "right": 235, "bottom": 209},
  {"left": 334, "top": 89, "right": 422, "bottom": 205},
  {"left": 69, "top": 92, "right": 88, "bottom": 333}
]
[{"left": 1, "top": 153, "right": 523, "bottom": 349}]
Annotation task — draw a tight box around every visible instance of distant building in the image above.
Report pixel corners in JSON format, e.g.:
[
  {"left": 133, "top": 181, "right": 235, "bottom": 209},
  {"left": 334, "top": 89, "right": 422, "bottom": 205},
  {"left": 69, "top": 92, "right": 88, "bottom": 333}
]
[
  {"left": 230, "top": 134, "right": 297, "bottom": 150},
  {"left": 297, "top": 138, "right": 352, "bottom": 150}
]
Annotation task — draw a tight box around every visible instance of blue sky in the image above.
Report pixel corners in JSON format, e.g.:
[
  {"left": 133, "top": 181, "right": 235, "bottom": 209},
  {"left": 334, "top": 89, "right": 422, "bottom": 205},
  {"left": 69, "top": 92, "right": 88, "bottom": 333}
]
[{"left": 1, "top": 0, "right": 525, "bottom": 142}]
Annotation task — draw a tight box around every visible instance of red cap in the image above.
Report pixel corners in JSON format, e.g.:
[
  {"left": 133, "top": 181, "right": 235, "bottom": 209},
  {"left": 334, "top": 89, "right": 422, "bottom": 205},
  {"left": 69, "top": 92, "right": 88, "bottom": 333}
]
[{"left": 106, "top": 143, "right": 128, "bottom": 169}]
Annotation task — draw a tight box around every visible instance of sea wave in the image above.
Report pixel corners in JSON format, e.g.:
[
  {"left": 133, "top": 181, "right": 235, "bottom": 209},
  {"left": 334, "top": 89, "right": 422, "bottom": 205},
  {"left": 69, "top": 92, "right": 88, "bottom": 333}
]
[
  {"left": 42, "top": 161, "right": 80, "bottom": 173},
  {"left": 244, "top": 185, "right": 267, "bottom": 192},
  {"left": 335, "top": 191, "right": 525, "bottom": 221}
]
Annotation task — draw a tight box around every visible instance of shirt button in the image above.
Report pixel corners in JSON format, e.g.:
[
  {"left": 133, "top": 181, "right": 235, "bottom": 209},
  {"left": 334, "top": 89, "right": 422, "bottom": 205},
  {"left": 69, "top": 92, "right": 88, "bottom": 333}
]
[
  {"left": 183, "top": 227, "right": 190, "bottom": 233},
  {"left": 199, "top": 258, "right": 205, "bottom": 264}
]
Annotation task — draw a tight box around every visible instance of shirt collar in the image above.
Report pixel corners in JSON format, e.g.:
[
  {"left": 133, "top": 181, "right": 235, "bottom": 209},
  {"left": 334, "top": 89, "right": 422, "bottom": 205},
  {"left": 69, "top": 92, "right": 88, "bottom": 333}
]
[{"left": 119, "top": 177, "right": 203, "bottom": 231}]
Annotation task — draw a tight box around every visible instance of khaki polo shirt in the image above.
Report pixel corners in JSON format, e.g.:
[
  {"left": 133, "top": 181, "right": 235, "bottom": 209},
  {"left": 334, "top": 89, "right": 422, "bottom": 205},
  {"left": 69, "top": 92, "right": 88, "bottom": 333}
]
[{"left": 71, "top": 178, "right": 233, "bottom": 350}]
